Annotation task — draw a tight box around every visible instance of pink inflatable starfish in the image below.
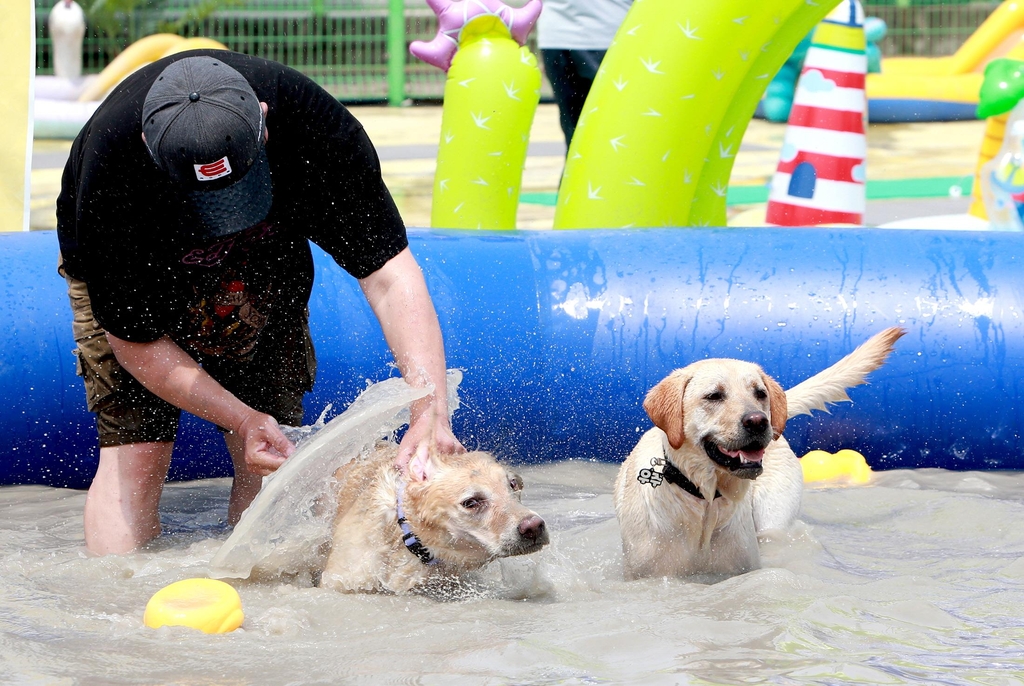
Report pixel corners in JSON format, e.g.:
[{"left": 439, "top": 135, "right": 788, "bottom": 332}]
[{"left": 410, "top": 0, "right": 543, "bottom": 72}]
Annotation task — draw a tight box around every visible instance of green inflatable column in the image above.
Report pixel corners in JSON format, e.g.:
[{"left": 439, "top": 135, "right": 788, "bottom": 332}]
[{"left": 430, "top": 16, "right": 541, "bottom": 230}]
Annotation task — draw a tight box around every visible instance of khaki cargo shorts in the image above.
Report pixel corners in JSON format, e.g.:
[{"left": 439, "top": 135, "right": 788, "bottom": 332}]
[{"left": 61, "top": 262, "right": 316, "bottom": 447}]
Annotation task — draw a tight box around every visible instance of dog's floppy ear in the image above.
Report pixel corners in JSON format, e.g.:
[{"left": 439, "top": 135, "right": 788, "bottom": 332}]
[
  {"left": 408, "top": 444, "right": 438, "bottom": 482},
  {"left": 760, "top": 371, "right": 788, "bottom": 439},
  {"left": 644, "top": 369, "right": 689, "bottom": 450}
]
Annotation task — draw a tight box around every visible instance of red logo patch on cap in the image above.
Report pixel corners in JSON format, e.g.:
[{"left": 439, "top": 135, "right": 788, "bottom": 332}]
[{"left": 194, "top": 156, "right": 232, "bottom": 181}]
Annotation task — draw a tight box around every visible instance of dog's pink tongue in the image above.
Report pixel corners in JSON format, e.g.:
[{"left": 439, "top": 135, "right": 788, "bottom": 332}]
[{"left": 722, "top": 447, "right": 764, "bottom": 463}]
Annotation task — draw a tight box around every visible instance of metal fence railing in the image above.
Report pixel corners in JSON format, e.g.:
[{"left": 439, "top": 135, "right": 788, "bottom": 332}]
[
  {"left": 35, "top": 0, "right": 1002, "bottom": 103},
  {"left": 868, "top": 1, "right": 1002, "bottom": 56},
  {"left": 35, "top": 0, "right": 450, "bottom": 101}
]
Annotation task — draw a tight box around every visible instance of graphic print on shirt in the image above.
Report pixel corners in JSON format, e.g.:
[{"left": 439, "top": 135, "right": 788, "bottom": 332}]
[{"left": 177, "top": 222, "right": 277, "bottom": 359}]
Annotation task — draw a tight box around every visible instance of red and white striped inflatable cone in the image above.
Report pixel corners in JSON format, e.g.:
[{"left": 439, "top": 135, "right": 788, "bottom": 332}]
[{"left": 766, "top": 0, "right": 867, "bottom": 226}]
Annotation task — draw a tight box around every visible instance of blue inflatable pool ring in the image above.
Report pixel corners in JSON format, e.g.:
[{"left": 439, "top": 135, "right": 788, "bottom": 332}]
[
  {"left": 868, "top": 99, "right": 979, "bottom": 124},
  {"left": 1, "top": 227, "right": 1021, "bottom": 488}
]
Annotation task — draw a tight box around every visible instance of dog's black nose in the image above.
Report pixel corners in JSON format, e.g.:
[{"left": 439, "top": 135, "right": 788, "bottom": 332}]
[
  {"left": 742, "top": 411, "right": 769, "bottom": 434},
  {"left": 518, "top": 515, "right": 546, "bottom": 541}
]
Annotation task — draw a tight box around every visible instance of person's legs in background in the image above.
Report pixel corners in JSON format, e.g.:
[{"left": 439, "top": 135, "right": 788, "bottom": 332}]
[{"left": 542, "top": 48, "right": 607, "bottom": 149}]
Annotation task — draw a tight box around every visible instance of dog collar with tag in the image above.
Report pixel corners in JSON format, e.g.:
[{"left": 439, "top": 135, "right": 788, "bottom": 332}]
[
  {"left": 636, "top": 444, "right": 722, "bottom": 501},
  {"left": 396, "top": 485, "right": 439, "bottom": 566}
]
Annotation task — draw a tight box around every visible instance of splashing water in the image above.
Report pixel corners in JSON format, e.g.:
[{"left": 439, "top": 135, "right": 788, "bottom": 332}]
[{"left": 210, "top": 371, "right": 463, "bottom": 581}]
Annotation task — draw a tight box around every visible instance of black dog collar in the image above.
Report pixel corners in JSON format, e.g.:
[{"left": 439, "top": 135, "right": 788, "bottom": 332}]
[
  {"left": 636, "top": 444, "right": 722, "bottom": 501},
  {"left": 396, "top": 485, "right": 438, "bottom": 566}
]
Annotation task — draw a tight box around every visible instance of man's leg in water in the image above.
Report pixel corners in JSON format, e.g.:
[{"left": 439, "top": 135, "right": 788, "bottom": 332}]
[{"left": 84, "top": 442, "right": 174, "bottom": 554}]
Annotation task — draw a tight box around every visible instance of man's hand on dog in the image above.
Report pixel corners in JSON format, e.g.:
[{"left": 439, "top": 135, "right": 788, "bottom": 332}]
[
  {"left": 395, "top": 401, "right": 465, "bottom": 474},
  {"left": 237, "top": 410, "right": 295, "bottom": 476}
]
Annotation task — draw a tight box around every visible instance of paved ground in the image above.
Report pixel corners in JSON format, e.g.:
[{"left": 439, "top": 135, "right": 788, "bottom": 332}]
[{"left": 29, "top": 103, "right": 985, "bottom": 231}]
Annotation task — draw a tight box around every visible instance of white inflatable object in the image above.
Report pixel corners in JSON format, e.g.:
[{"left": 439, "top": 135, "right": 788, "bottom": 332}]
[
  {"left": 877, "top": 213, "right": 991, "bottom": 230},
  {"left": 209, "top": 370, "right": 462, "bottom": 580},
  {"left": 35, "top": 74, "right": 98, "bottom": 139},
  {"left": 34, "top": 94, "right": 99, "bottom": 139},
  {"left": 48, "top": 0, "right": 86, "bottom": 80},
  {"left": 34, "top": 74, "right": 93, "bottom": 100}
]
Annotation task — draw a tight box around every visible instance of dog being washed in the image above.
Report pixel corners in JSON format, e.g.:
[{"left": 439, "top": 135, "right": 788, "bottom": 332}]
[
  {"left": 321, "top": 443, "right": 549, "bottom": 594},
  {"left": 613, "top": 327, "right": 906, "bottom": 581}
]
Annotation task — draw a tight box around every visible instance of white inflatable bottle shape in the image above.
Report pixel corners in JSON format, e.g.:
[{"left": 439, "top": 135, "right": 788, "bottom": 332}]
[
  {"left": 48, "top": 0, "right": 86, "bottom": 80},
  {"left": 980, "top": 99, "right": 1024, "bottom": 232}
]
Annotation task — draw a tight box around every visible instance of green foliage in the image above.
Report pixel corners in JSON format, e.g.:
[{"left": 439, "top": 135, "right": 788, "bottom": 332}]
[
  {"left": 156, "top": 0, "right": 249, "bottom": 35},
  {"left": 82, "top": 0, "right": 160, "bottom": 40},
  {"left": 80, "top": 0, "right": 246, "bottom": 42}
]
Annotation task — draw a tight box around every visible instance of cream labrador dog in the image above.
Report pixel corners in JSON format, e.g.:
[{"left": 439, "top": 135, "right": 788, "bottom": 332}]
[
  {"left": 614, "top": 327, "right": 906, "bottom": 580},
  {"left": 321, "top": 444, "right": 549, "bottom": 594}
]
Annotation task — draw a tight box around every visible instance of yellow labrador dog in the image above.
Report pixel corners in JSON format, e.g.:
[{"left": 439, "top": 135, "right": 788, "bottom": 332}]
[
  {"left": 321, "top": 444, "right": 549, "bottom": 594},
  {"left": 614, "top": 327, "right": 906, "bottom": 580}
]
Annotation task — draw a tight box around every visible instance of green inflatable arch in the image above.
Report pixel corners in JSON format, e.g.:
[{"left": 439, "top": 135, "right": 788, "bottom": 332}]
[{"left": 553, "top": 0, "right": 843, "bottom": 229}]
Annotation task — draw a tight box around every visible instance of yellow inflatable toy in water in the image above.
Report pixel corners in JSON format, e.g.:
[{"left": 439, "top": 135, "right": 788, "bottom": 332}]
[
  {"left": 801, "top": 449, "right": 873, "bottom": 485},
  {"left": 553, "top": 0, "right": 842, "bottom": 229},
  {"left": 144, "top": 578, "right": 243, "bottom": 634}
]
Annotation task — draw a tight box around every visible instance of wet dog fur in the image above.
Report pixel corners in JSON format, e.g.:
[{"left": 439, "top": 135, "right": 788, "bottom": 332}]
[
  {"left": 613, "top": 327, "right": 906, "bottom": 581},
  {"left": 321, "top": 443, "right": 549, "bottom": 594}
]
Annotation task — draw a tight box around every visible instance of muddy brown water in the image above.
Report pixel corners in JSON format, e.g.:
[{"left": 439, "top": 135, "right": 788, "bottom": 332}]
[{"left": 2, "top": 462, "right": 1023, "bottom": 684}]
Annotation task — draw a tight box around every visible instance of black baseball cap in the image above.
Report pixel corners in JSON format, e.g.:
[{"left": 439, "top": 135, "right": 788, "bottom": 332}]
[{"left": 142, "top": 55, "right": 272, "bottom": 239}]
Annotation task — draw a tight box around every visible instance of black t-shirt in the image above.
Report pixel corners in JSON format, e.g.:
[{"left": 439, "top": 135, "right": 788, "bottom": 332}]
[{"left": 57, "top": 50, "right": 408, "bottom": 357}]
